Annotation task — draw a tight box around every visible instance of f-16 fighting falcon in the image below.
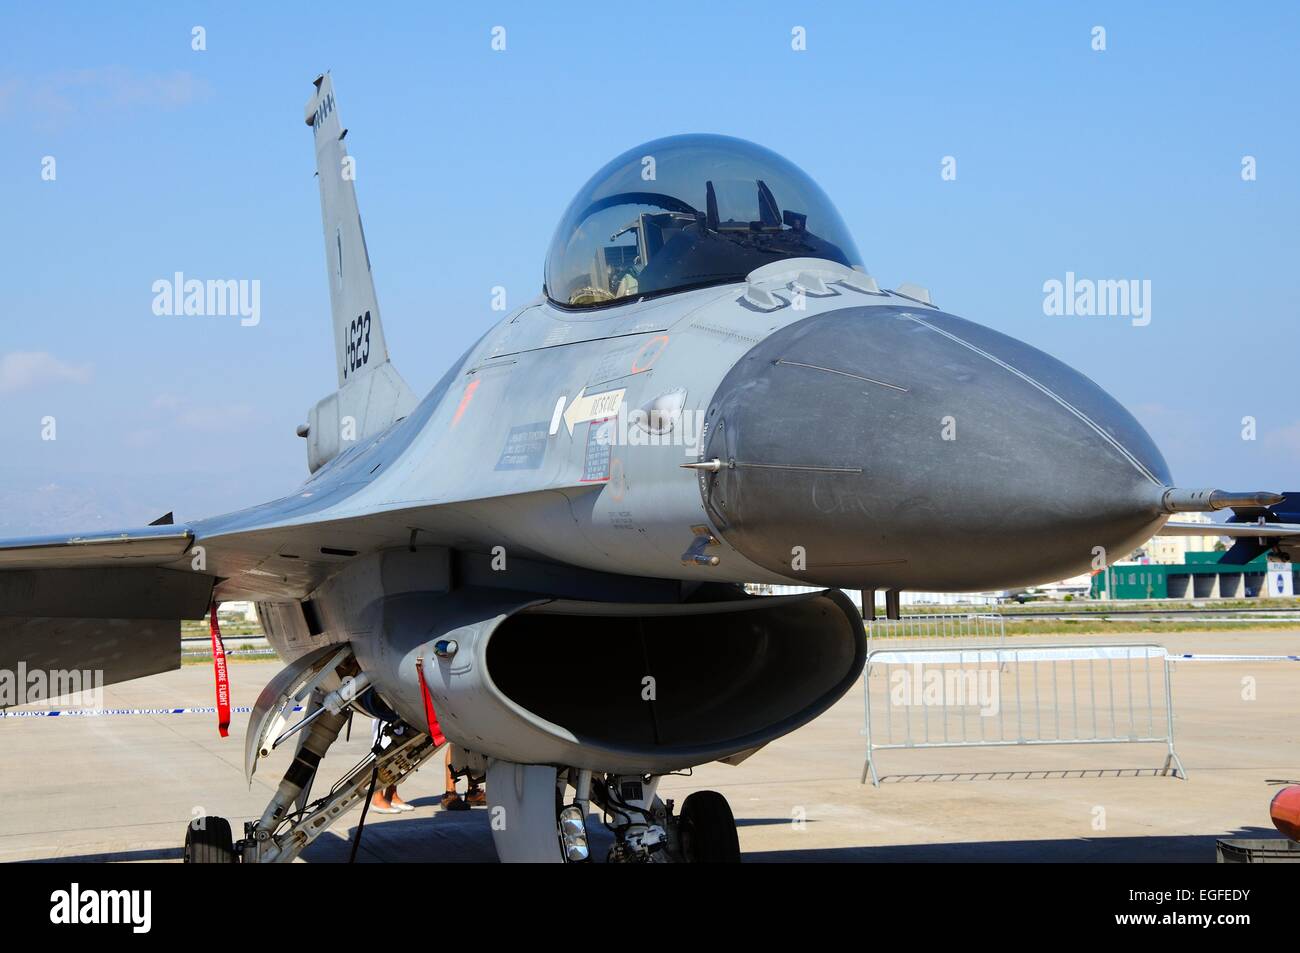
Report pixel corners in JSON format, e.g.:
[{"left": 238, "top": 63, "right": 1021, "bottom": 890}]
[{"left": 2, "top": 74, "right": 1297, "bottom": 863}]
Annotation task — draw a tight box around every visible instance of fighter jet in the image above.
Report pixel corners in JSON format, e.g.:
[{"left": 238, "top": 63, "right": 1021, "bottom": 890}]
[{"left": 2, "top": 74, "right": 1295, "bottom": 863}]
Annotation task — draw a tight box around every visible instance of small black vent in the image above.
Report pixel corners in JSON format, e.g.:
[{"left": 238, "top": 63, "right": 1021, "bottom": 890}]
[{"left": 301, "top": 600, "right": 324, "bottom": 636}]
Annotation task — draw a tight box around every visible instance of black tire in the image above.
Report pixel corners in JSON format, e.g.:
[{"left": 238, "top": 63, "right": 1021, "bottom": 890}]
[
  {"left": 678, "top": 791, "right": 740, "bottom": 863},
  {"left": 184, "top": 816, "right": 237, "bottom": 863}
]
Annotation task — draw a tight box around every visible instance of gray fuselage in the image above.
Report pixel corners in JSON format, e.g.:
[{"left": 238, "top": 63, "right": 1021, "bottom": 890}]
[{"left": 215, "top": 256, "right": 1170, "bottom": 633}]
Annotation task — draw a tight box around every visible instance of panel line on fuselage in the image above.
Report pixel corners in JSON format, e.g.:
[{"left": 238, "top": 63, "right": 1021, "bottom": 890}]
[{"left": 902, "top": 312, "right": 1163, "bottom": 487}]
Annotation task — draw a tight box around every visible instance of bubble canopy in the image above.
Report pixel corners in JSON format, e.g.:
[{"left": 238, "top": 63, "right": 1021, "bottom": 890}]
[{"left": 544, "top": 134, "right": 863, "bottom": 309}]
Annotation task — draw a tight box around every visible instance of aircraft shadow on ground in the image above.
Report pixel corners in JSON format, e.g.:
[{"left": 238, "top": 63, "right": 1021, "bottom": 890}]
[
  {"left": 24, "top": 847, "right": 184, "bottom": 863},
  {"left": 17, "top": 822, "right": 1280, "bottom": 864},
  {"left": 742, "top": 827, "right": 1285, "bottom": 863},
  {"left": 300, "top": 809, "right": 800, "bottom": 862},
  {"left": 296, "top": 815, "right": 1283, "bottom": 863}
]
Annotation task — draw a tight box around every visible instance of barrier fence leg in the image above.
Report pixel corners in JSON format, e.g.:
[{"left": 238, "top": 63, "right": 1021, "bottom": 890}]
[
  {"left": 862, "top": 752, "right": 880, "bottom": 787},
  {"left": 1161, "top": 744, "right": 1187, "bottom": 779},
  {"left": 1162, "top": 657, "right": 1187, "bottom": 780},
  {"left": 862, "top": 664, "right": 880, "bottom": 786}
]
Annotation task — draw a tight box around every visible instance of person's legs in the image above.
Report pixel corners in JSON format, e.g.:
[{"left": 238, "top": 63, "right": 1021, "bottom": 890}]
[
  {"left": 368, "top": 719, "right": 413, "bottom": 812},
  {"left": 386, "top": 783, "right": 413, "bottom": 811},
  {"left": 465, "top": 772, "right": 486, "bottom": 806},
  {"left": 370, "top": 784, "right": 400, "bottom": 813},
  {"left": 368, "top": 718, "right": 400, "bottom": 813},
  {"left": 441, "top": 747, "right": 469, "bottom": 810}
]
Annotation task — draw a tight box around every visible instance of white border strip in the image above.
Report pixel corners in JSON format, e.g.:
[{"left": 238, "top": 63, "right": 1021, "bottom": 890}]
[{"left": 0, "top": 705, "right": 303, "bottom": 719}]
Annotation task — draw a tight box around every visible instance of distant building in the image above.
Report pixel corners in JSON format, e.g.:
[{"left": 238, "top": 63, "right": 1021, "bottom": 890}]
[
  {"left": 1136, "top": 512, "right": 1222, "bottom": 564},
  {"left": 1090, "top": 552, "right": 1297, "bottom": 600}
]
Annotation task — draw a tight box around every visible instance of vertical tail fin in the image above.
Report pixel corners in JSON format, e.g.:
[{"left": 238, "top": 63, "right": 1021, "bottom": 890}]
[
  {"left": 305, "top": 73, "right": 390, "bottom": 386},
  {"left": 300, "top": 74, "right": 415, "bottom": 473}
]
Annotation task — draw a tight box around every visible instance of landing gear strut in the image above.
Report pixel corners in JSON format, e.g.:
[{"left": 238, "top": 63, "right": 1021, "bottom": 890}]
[
  {"left": 182, "top": 643, "right": 444, "bottom": 863},
  {"left": 184, "top": 721, "right": 438, "bottom": 863},
  {"left": 240, "top": 722, "right": 437, "bottom": 862}
]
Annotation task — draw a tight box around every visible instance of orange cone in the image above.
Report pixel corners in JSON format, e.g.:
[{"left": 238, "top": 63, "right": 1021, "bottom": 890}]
[{"left": 1270, "top": 786, "right": 1300, "bottom": 841}]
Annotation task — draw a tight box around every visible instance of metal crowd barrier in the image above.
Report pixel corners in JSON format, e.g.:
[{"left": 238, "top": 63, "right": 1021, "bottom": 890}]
[
  {"left": 862, "top": 643, "right": 1185, "bottom": 786},
  {"left": 865, "top": 612, "right": 1007, "bottom": 655}
]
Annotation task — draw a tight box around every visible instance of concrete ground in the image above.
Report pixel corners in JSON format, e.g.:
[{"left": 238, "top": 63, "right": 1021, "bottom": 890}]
[{"left": 1, "top": 630, "right": 1297, "bottom": 863}]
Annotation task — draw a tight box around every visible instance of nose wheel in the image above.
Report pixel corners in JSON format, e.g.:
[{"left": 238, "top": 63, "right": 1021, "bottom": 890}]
[
  {"left": 676, "top": 790, "right": 741, "bottom": 863},
  {"left": 183, "top": 816, "right": 237, "bottom": 863}
]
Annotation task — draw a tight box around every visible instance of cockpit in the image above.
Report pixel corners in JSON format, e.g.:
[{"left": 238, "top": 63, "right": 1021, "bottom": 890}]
[{"left": 544, "top": 134, "right": 863, "bottom": 309}]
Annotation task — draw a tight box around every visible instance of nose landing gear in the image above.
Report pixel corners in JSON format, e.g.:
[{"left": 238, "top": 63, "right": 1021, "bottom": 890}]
[
  {"left": 183, "top": 816, "right": 237, "bottom": 864},
  {"left": 182, "top": 642, "right": 444, "bottom": 863},
  {"left": 183, "top": 721, "right": 438, "bottom": 863},
  {"left": 581, "top": 772, "right": 741, "bottom": 864},
  {"left": 676, "top": 790, "right": 742, "bottom": 863}
]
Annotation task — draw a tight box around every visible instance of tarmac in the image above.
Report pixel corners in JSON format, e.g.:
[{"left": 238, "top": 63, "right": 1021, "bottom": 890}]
[{"left": 1, "top": 630, "right": 1297, "bottom": 863}]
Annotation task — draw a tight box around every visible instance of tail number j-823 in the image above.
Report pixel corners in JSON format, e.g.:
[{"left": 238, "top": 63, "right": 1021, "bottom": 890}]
[{"left": 344, "top": 311, "right": 371, "bottom": 379}]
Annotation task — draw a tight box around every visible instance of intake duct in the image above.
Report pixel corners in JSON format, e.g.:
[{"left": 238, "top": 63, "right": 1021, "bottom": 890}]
[{"left": 380, "top": 584, "right": 864, "bottom": 776}]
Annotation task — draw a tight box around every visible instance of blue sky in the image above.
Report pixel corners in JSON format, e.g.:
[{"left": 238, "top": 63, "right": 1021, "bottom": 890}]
[{"left": 1, "top": 2, "right": 1297, "bottom": 533}]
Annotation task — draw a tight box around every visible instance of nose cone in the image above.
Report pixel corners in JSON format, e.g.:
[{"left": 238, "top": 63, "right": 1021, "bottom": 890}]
[{"left": 700, "top": 306, "right": 1170, "bottom": 590}]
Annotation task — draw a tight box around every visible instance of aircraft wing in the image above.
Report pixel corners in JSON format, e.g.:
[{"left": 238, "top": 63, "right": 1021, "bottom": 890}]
[
  {"left": 0, "top": 523, "right": 196, "bottom": 568},
  {"left": 0, "top": 477, "right": 598, "bottom": 703},
  {"left": 0, "top": 524, "right": 216, "bottom": 703},
  {"left": 1160, "top": 520, "right": 1300, "bottom": 538},
  {"left": 0, "top": 504, "right": 398, "bottom": 704},
  {"left": 1161, "top": 492, "right": 1300, "bottom": 563}
]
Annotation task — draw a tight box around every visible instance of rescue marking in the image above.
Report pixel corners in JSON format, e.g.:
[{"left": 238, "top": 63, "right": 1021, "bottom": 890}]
[{"left": 562, "top": 386, "right": 625, "bottom": 435}]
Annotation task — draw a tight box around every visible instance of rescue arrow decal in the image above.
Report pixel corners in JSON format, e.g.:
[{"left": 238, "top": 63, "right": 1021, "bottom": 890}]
[{"left": 561, "top": 387, "right": 625, "bottom": 436}]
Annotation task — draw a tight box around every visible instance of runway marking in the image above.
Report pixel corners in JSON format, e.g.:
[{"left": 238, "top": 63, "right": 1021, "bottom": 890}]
[{"left": 0, "top": 705, "right": 303, "bottom": 718}]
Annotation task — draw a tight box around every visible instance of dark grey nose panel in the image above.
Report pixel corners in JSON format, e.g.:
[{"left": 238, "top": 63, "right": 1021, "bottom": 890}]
[{"left": 701, "top": 306, "right": 1170, "bottom": 590}]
